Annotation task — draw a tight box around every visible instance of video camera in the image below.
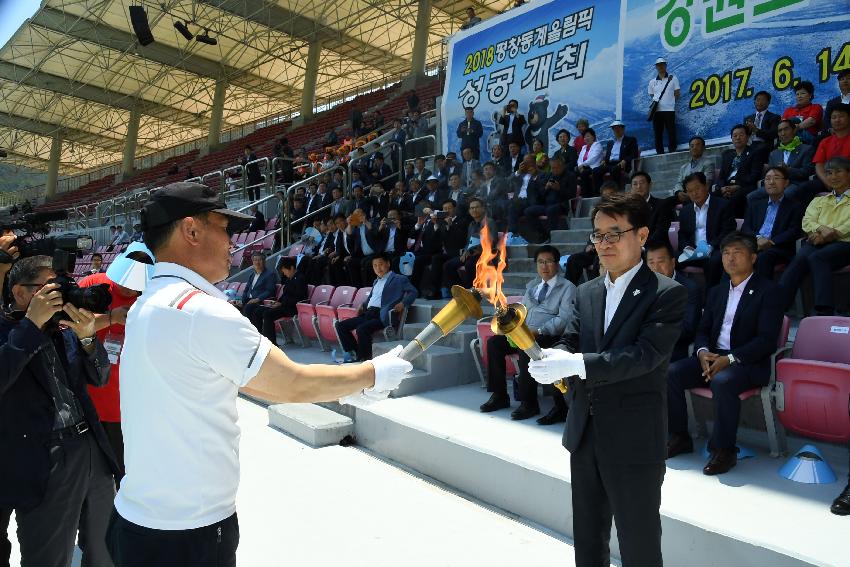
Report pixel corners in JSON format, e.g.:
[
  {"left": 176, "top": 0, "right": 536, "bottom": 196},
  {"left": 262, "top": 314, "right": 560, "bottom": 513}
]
[{"left": 1, "top": 205, "right": 112, "bottom": 316}]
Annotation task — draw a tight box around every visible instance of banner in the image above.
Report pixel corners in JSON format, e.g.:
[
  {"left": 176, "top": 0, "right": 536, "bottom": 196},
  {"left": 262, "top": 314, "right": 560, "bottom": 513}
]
[
  {"left": 621, "top": 0, "right": 850, "bottom": 150},
  {"left": 441, "top": 0, "right": 622, "bottom": 159},
  {"left": 442, "top": 0, "right": 850, "bottom": 155}
]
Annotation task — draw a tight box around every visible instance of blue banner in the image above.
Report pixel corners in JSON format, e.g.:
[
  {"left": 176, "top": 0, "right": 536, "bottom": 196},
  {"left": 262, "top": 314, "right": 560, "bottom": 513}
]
[{"left": 441, "top": 0, "right": 623, "bottom": 158}]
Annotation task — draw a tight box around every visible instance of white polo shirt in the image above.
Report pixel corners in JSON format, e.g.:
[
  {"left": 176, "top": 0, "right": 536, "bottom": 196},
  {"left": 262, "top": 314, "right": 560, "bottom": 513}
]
[
  {"left": 648, "top": 74, "right": 680, "bottom": 112},
  {"left": 115, "top": 262, "right": 273, "bottom": 530}
]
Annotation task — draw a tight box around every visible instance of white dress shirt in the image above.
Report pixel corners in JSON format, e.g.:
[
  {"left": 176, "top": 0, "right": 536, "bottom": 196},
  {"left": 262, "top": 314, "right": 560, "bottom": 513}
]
[
  {"left": 610, "top": 138, "right": 623, "bottom": 161},
  {"left": 603, "top": 261, "right": 644, "bottom": 333},
  {"left": 716, "top": 273, "right": 753, "bottom": 351},
  {"left": 517, "top": 173, "right": 531, "bottom": 199},
  {"left": 694, "top": 196, "right": 711, "bottom": 245}
]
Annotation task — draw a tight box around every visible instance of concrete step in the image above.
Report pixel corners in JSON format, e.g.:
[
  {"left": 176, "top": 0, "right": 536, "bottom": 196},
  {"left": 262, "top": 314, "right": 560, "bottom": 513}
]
[
  {"left": 502, "top": 272, "right": 537, "bottom": 290},
  {"left": 371, "top": 339, "right": 480, "bottom": 396},
  {"left": 268, "top": 403, "right": 353, "bottom": 447},
  {"left": 569, "top": 216, "right": 592, "bottom": 230},
  {"left": 401, "top": 322, "right": 478, "bottom": 351},
  {"left": 550, "top": 229, "right": 589, "bottom": 244},
  {"left": 506, "top": 242, "right": 588, "bottom": 259}
]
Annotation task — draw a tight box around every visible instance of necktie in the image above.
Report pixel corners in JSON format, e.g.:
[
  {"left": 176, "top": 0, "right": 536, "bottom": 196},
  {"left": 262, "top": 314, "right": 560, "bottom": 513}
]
[
  {"left": 536, "top": 282, "right": 549, "bottom": 304},
  {"left": 756, "top": 112, "right": 763, "bottom": 128}
]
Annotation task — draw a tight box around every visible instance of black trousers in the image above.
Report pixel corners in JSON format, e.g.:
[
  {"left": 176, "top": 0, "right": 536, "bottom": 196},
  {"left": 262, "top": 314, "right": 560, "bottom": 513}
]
[
  {"left": 523, "top": 203, "right": 566, "bottom": 239},
  {"left": 335, "top": 307, "right": 385, "bottom": 361},
  {"left": 16, "top": 432, "right": 115, "bottom": 567},
  {"left": 755, "top": 247, "right": 794, "bottom": 280},
  {"left": 247, "top": 303, "right": 297, "bottom": 344},
  {"left": 593, "top": 163, "right": 628, "bottom": 190},
  {"left": 779, "top": 241, "right": 850, "bottom": 312},
  {"left": 329, "top": 257, "right": 350, "bottom": 286},
  {"left": 678, "top": 249, "right": 724, "bottom": 289},
  {"left": 442, "top": 253, "right": 479, "bottom": 289},
  {"left": 0, "top": 507, "right": 10, "bottom": 567},
  {"left": 667, "top": 355, "right": 766, "bottom": 450},
  {"left": 106, "top": 509, "right": 239, "bottom": 567},
  {"left": 486, "top": 334, "right": 566, "bottom": 410},
  {"left": 565, "top": 251, "right": 599, "bottom": 286},
  {"left": 652, "top": 111, "right": 677, "bottom": 154},
  {"left": 571, "top": 418, "right": 665, "bottom": 567},
  {"left": 102, "top": 420, "right": 125, "bottom": 484}
]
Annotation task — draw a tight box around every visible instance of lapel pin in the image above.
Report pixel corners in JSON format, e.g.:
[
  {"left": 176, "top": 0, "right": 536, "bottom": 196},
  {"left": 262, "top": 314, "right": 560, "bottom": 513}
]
[
  {"left": 633, "top": 289, "right": 641, "bottom": 297},
  {"left": 748, "top": 290, "right": 753, "bottom": 295}
]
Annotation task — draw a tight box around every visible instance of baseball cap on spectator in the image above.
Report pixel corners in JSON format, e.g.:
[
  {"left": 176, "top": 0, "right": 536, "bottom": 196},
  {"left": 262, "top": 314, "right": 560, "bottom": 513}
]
[
  {"left": 427, "top": 175, "right": 440, "bottom": 182},
  {"left": 610, "top": 120, "right": 625, "bottom": 128},
  {"left": 140, "top": 182, "right": 253, "bottom": 233},
  {"left": 654, "top": 57, "right": 667, "bottom": 65},
  {"left": 352, "top": 180, "right": 364, "bottom": 188},
  {"left": 106, "top": 241, "right": 156, "bottom": 292}
]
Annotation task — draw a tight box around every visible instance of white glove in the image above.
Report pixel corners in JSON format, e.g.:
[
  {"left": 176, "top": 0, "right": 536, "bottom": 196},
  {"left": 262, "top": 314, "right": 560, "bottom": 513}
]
[
  {"left": 366, "top": 344, "right": 413, "bottom": 393},
  {"left": 528, "top": 348, "right": 585, "bottom": 384},
  {"left": 339, "top": 390, "right": 389, "bottom": 406}
]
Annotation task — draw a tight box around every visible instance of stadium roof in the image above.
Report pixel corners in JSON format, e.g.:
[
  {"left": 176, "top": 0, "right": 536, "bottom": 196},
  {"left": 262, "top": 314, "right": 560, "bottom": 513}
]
[{"left": 0, "top": 0, "right": 512, "bottom": 176}]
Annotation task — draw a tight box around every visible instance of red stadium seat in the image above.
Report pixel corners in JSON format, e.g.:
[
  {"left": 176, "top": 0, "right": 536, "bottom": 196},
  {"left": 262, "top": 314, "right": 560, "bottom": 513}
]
[
  {"left": 775, "top": 316, "right": 850, "bottom": 445},
  {"left": 686, "top": 316, "right": 791, "bottom": 457},
  {"left": 334, "top": 287, "right": 372, "bottom": 324},
  {"left": 294, "top": 285, "right": 335, "bottom": 348},
  {"left": 315, "top": 286, "right": 357, "bottom": 349},
  {"left": 471, "top": 295, "right": 524, "bottom": 387}
]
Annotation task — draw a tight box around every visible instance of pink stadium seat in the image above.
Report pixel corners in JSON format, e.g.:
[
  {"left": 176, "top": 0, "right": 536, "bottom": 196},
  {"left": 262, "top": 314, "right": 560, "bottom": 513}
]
[
  {"left": 288, "top": 243, "right": 305, "bottom": 256},
  {"left": 471, "top": 295, "right": 524, "bottom": 387},
  {"left": 775, "top": 316, "right": 850, "bottom": 444},
  {"left": 315, "top": 286, "right": 357, "bottom": 350},
  {"left": 294, "top": 285, "right": 334, "bottom": 348},
  {"left": 668, "top": 221, "right": 679, "bottom": 253},
  {"left": 234, "top": 232, "right": 249, "bottom": 246},
  {"left": 686, "top": 316, "right": 791, "bottom": 457},
  {"left": 335, "top": 287, "right": 372, "bottom": 323}
]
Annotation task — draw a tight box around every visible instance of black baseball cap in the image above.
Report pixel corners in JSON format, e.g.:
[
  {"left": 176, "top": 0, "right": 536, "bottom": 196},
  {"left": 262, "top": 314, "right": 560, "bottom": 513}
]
[{"left": 140, "top": 182, "right": 254, "bottom": 232}]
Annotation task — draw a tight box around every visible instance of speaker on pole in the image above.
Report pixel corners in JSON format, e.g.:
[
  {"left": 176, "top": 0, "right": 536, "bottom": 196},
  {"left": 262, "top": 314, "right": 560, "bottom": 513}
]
[{"left": 129, "top": 5, "right": 154, "bottom": 46}]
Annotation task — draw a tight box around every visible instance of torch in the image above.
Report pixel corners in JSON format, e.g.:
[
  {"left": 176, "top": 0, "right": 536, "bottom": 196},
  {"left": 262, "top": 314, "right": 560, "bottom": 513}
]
[
  {"left": 491, "top": 302, "right": 568, "bottom": 394},
  {"left": 398, "top": 285, "right": 483, "bottom": 362}
]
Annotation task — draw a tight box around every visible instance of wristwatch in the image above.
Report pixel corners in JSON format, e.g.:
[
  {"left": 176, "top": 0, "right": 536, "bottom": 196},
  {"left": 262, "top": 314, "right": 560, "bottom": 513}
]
[
  {"left": 79, "top": 336, "right": 96, "bottom": 347},
  {"left": 727, "top": 353, "right": 737, "bottom": 365}
]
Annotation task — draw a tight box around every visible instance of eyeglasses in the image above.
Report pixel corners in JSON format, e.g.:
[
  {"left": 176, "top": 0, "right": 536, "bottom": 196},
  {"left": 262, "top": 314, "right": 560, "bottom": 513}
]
[
  {"left": 589, "top": 228, "right": 635, "bottom": 244},
  {"left": 536, "top": 259, "right": 558, "bottom": 265},
  {"left": 764, "top": 175, "right": 787, "bottom": 181}
]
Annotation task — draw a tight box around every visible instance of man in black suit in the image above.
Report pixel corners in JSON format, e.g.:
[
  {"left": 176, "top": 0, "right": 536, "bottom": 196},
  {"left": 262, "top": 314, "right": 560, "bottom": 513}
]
[
  {"left": 507, "top": 155, "right": 546, "bottom": 236},
  {"left": 629, "top": 171, "right": 675, "bottom": 245},
  {"left": 476, "top": 161, "right": 509, "bottom": 226},
  {"left": 529, "top": 194, "right": 687, "bottom": 567},
  {"left": 326, "top": 214, "right": 351, "bottom": 286},
  {"left": 667, "top": 232, "right": 784, "bottom": 474},
  {"left": 499, "top": 99, "right": 526, "bottom": 149},
  {"left": 344, "top": 208, "right": 381, "bottom": 288},
  {"left": 376, "top": 209, "right": 410, "bottom": 271},
  {"left": 368, "top": 152, "right": 394, "bottom": 190},
  {"left": 678, "top": 172, "right": 737, "bottom": 287},
  {"left": 457, "top": 107, "right": 484, "bottom": 159},
  {"left": 748, "top": 119, "right": 816, "bottom": 204},
  {"left": 647, "top": 240, "right": 702, "bottom": 362},
  {"left": 594, "top": 120, "right": 640, "bottom": 189},
  {"left": 506, "top": 141, "right": 523, "bottom": 173},
  {"left": 741, "top": 165, "right": 803, "bottom": 279},
  {"left": 715, "top": 124, "right": 763, "bottom": 217},
  {"left": 522, "top": 155, "right": 576, "bottom": 242},
  {"left": 491, "top": 143, "right": 512, "bottom": 177},
  {"left": 413, "top": 176, "right": 447, "bottom": 214},
  {"left": 744, "top": 91, "right": 781, "bottom": 151},
  {"left": 248, "top": 204, "right": 265, "bottom": 232},
  {"left": 305, "top": 182, "right": 324, "bottom": 217},
  {"left": 247, "top": 256, "right": 309, "bottom": 345}
]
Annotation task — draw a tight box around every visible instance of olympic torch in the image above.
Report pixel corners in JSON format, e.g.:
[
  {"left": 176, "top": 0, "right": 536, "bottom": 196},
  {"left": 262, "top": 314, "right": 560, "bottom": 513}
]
[
  {"left": 492, "top": 302, "right": 568, "bottom": 394},
  {"left": 398, "top": 285, "right": 483, "bottom": 362}
]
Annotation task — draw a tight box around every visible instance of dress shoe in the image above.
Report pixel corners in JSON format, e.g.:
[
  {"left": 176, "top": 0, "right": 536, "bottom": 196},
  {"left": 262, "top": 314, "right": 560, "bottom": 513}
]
[
  {"left": 703, "top": 447, "right": 737, "bottom": 475},
  {"left": 536, "top": 406, "right": 567, "bottom": 425},
  {"left": 511, "top": 403, "right": 540, "bottom": 420},
  {"left": 480, "top": 393, "right": 510, "bottom": 413},
  {"left": 666, "top": 433, "right": 694, "bottom": 459},
  {"left": 830, "top": 483, "right": 850, "bottom": 516}
]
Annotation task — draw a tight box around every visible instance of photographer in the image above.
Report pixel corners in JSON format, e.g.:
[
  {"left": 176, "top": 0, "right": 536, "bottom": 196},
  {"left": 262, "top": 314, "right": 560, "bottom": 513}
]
[
  {"left": 499, "top": 99, "right": 527, "bottom": 150},
  {"left": 0, "top": 254, "right": 117, "bottom": 566}
]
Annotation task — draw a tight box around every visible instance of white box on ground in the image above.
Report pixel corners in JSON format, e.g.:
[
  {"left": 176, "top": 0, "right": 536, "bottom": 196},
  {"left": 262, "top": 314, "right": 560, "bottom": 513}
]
[{"left": 268, "top": 403, "right": 354, "bottom": 447}]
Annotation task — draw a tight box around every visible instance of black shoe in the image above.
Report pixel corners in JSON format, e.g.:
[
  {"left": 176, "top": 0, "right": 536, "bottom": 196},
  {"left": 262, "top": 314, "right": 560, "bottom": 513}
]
[
  {"left": 703, "top": 447, "right": 737, "bottom": 475},
  {"left": 480, "top": 393, "right": 510, "bottom": 413},
  {"left": 536, "top": 406, "right": 568, "bottom": 425},
  {"left": 831, "top": 483, "right": 850, "bottom": 516},
  {"left": 666, "top": 433, "right": 694, "bottom": 459},
  {"left": 510, "top": 403, "right": 540, "bottom": 420}
]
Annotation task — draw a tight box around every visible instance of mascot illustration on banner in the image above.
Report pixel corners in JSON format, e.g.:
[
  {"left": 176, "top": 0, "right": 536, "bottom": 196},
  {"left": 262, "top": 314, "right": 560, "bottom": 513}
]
[{"left": 525, "top": 94, "right": 568, "bottom": 153}]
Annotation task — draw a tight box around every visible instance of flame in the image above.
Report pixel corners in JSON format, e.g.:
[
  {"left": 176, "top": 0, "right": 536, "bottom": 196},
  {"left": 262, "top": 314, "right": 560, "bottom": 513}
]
[{"left": 473, "top": 224, "right": 508, "bottom": 309}]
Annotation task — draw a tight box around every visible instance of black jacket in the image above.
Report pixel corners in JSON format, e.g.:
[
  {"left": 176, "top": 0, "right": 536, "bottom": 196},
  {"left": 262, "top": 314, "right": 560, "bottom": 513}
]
[
  {"left": 695, "top": 273, "right": 784, "bottom": 382},
  {"left": 277, "top": 271, "right": 309, "bottom": 312},
  {"left": 743, "top": 110, "right": 781, "bottom": 148},
  {"left": 672, "top": 271, "right": 702, "bottom": 362},
  {"left": 677, "top": 196, "right": 736, "bottom": 252},
  {"left": 741, "top": 196, "right": 803, "bottom": 255},
  {"left": 0, "top": 317, "right": 117, "bottom": 507},
  {"left": 346, "top": 224, "right": 381, "bottom": 258},
  {"left": 603, "top": 136, "right": 640, "bottom": 172},
  {"left": 440, "top": 215, "right": 471, "bottom": 255},
  {"left": 767, "top": 144, "right": 815, "bottom": 182},
  {"left": 646, "top": 195, "right": 676, "bottom": 246},
  {"left": 457, "top": 118, "right": 484, "bottom": 151},
  {"left": 499, "top": 113, "right": 527, "bottom": 147},
  {"left": 717, "top": 147, "right": 761, "bottom": 190},
  {"left": 552, "top": 145, "right": 579, "bottom": 171},
  {"left": 376, "top": 222, "right": 410, "bottom": 255},
  {"left": 558, "top": 265, "right": 687, "bottom": 464}
]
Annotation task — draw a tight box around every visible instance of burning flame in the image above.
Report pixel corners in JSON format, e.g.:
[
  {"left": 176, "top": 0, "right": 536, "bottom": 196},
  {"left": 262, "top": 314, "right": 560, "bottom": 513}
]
[{"left": 473, "top": 224, "right": 508, "bottom": 309}]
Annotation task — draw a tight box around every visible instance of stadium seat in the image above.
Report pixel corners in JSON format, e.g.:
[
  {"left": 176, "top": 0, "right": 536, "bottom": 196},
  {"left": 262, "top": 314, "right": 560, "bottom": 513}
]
[
  {"left": 294, "top": 285, "right": 335, "bottom": 349},
  {"left": 470, "top": 295, "right": 524, "bottom": 387},
  {"left": 335, "top": 287, "right": 372, "bottom": 323},
  {"left": 775, "top": 316, "right": 850, "bottom": 444},
  {"left": 314, "top": 286, "right": 357, "bottom": 350},
  {"left": 686, "top": 316, "right": 791, "bottom": 457},
  {"left": 668, "top": 221, "right": 679, "bottom": 253}
]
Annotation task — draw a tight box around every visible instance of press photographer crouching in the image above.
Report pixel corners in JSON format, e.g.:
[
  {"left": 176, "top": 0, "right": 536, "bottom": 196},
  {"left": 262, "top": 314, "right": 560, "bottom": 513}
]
[{"left": 0, "top": 250, "right": 119, "bottom": 567}]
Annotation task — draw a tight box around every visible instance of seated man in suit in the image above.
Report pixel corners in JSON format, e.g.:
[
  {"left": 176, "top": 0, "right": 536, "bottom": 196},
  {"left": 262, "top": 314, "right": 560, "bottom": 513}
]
[
  {"left": 646, "top": 240, "right": 702, "bottom": 362},
  {"left": 672, "top": 136, "right": 716, "bottom": 193},
  {"left": 741, "top": 165, "right": 803, "bottom": 279},
  {"left": 344, "top": 208, "right": 381, "bottom": 288},
  {"left": 747, "top": 119, "right": 815, "bottom": 203},
  {"left": 376, "top": 209, "right": 410, "bottom": 272},
  {"left": 335, "top": 253, "right": 417, "bottom": 361},
  {"left": 248, "top": 204, "right": 265, "bottom": 232},
  {"left": 507, "top": 154, "right": 545, "bottom": 235},
  {"left": 744, "top": 90, "right": 781, "bottom": 160},
  {"left": 714, "top": 124, "right": 763, "bottom": 217},
  {"left": 442, "top": 197, "right": 498, "bottom": 291},
  {"left": 523, "top": 156, "right": 576, "bottom": 244},
  {"left": 678, "top": 172, "right": 737, "bottom": 287},
  {"left": 476, "top": 161, "right": 509, "bottom": 227},
  {"left": 417, "top": 199, "right": 471, "bottom": 299},
  {"left": 246, "top": 257, "right": 309, "bottom": 346},
  {"left": 241, "top": 252, "right": 277, "bottom": 322},
  {"left": 480, "top": 245, "right": 575, "bottom": 424},
  {"left": 779, "top": 156, "right": 850, "bottom": 315},
  {"left": 667, "top": 232, "right": 784, "bottom": 475},
  {"left": 593, "top": 120, "right": 640, "bottom": 190},
  {"left": 628, "top": 171, "right": 675, "bottom": 245}
]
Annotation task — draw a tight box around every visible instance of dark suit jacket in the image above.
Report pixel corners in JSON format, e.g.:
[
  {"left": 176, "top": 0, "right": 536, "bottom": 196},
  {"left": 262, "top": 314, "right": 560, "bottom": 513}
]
[
  {"left": 741, "top": 196, "right": 803, "bottom": 255},
  {"left": 457, "top": 118, "right": 484, "bottom": 151},
  {"left": 499, "top": 113, "right": 527, "bottom": 147},
  {"left": 603, "top": 136, "right": 640, "bottom": 172},
  {"left": 767, "top": 144, "right": 815, "bottom": 182},
  {"left": 305, "top": 193, "right": 325, "bottom": 217},
  {"left": 744, "top": 110, "right": 781, "bottom": 148},
  {"left": 243, "top": 268, "right": 277, "bottom": 302},
  {"left": 329, "top": 229, "right": 349, "bottom": 258},
  {"left": 646, "top": 195, "right": 676, "bottom": 246},
  {"left": 440, "top": 215, "right": 471, "bottom": 254},
  {"left": 495, "top": 155, "right": 513, "bottom": 177},
  {"left": 364, "top": 272, "right": 418, "bottom": 325},
  {"left": 376, "top": 223, "right": 410, "bottom": 255},
  {"left": 477, "top": 176, "right": 509, "bottom": 206},
  {"left": 346, "top": 225, "right": 381, "bottom": 258},
  {"left": 249, "top": 211, "right": 266, "bottom": 232},
  {"left": 552, "top": 145, "right": 579, "bottom": 171},
  {"left": 695, "top": 273, "right": 784, "bottom": 382},
  {"left": 277, "top": 271, "right": 309, "bottom": 312},
  {"left": 672, "top": 271, "right": 702, "bottom": 361},
  {"left": 677, "top": 196, "right": 736, "bottom": 252},
  {"left": 717, "top": 147, "right": 762, "bottom": 190},
  {"left": 558, "top": 265, "right": 687, "bottom": 464},
  {"left": 414, "top": 219, "right": 443, "bottom": 255},
  {"left": 0, "top": 319, "right": 118, "bottom": 507}
]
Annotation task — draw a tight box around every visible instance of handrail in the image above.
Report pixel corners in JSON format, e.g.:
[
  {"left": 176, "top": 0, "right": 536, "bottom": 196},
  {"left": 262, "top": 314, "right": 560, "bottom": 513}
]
[{"left": 230, "top": 227, "right": 283, "bottom": 257}]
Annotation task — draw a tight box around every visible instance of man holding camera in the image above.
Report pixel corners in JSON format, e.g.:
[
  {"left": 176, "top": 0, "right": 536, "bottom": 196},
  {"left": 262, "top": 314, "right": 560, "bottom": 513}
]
[{"left": 0, "top": 246, "right": 117, "bottom": 566}]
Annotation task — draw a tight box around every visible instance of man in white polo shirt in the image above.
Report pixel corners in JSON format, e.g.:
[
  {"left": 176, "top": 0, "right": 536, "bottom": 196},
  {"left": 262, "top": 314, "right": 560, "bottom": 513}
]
[
  {"left": 648, "top": 57, "right": 680, "bottom": 155},
  {"left": 106, "top": 182, "right": 412, "bottom": 566}
]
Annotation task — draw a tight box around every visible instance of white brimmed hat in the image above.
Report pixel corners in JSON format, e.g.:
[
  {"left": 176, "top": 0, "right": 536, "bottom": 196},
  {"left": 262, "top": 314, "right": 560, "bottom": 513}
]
[{"left": 654, "top": 57, "right": 667, "bottom": 65}]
